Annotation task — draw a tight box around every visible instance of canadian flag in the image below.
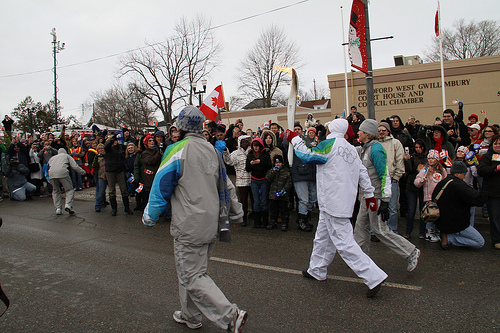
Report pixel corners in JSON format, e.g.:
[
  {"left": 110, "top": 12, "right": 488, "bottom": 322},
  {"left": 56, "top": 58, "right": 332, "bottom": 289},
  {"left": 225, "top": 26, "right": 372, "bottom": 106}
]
[
  {"left": 200, "top": 85, "right": 225, "bottom": 121},
  {"left": 434, "top": 8, "right": 439, "bottom": 37},
  {"left": 261, "top": 119, "right": 272, "bottom": 129}
]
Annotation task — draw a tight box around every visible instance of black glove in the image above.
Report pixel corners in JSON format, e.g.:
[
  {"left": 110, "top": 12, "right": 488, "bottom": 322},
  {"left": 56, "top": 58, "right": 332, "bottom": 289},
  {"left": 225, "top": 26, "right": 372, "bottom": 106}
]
[{"left": 378, "top": 201, "right": 389, "bottom": 222}]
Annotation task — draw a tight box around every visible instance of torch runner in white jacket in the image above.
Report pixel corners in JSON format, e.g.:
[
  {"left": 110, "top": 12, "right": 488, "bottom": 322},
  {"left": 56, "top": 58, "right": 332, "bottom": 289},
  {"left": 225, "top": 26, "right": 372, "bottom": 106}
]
[{"left": 287, "top": 118, "right": 388, "bottom": 297}]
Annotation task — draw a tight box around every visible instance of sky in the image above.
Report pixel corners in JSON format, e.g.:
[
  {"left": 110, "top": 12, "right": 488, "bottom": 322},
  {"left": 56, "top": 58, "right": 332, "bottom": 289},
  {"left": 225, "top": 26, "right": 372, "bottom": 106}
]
[{"left": 1, "top": 0, "right": 499, "bottom": 122}]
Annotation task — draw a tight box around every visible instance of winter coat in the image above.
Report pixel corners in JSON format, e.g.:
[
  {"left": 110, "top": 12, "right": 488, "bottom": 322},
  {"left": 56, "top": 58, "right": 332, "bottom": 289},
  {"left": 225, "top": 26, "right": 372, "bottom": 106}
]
[
  {"left": 143, "top": 133, "right": 243, "bottom": 246},
  {"left": 284, "top": 138, "right": 316, "bottom": 183},
  {"left": 48, "top": 148, "right": 86, "bottom": 179},
  {"left": 141, "top": 147, "right": 161, "bottom": 191},
  {"left": 133, "top": 151, "right": 144, "bottom": 184},
  {"left": 433, "top": 174, "right": 486, "bottom": 234},
  {"left": 292, "top": 119, "right": 375, "bottom": 218},
  {"left": 7, "top": 143, "right": 29, "bottom": 167},
  {"left": 405, "top": 152, "right": 427, "bottom": 194},
  {"left": 245, "top": 138, "right": 272, "bottom": 180},
  {"left": 261, "top": 130, "right": 283, "bottom": 164},
  {"left": 38, "top": 146, "right": 58, "bottom": 165},
  {"left": 104, "top": 138, "right": 126, "bottom": 173},
  {"left": 356, "top": 140, "right": 392, "bottom": 201},
  {"left": 418, "top": 125, "right": 456, "bottom": 160},
  {"left": 414, "top": 166, "right": 446, "bottom": 202},
  {"left": 390, "top": 125, "right": 414, "bottom": 154},
  {"left": 4, "top": 160, "right": 29, "bottom": 190},
  {"left": 266, "top": 166, "right": 292, "bottom": 200},
  {"left": 223, "top": 135, "right": 251, "bottom": 187},
  {"left": 92, "top": 155, "right": 106, "bottom": 180},
  {"left": 378, "top": 134, "right": 405, "bottom": 181},
  {"left": 477, "top": 150, "right": 500, "bottom": 198},
  {"left": 29, "top": 148, "right": 43, "bottom": 180}
]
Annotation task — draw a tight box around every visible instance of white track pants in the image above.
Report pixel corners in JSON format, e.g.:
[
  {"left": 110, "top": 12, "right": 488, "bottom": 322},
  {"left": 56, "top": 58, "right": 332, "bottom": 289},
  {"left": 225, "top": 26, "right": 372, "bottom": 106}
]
[{"left": 307, "top": 211, "right": 388, "bottom": 289}]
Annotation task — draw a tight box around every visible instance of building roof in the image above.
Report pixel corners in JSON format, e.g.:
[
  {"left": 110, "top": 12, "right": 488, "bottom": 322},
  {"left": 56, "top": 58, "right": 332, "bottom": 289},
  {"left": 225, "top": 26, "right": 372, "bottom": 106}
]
[{"left": 299, "top": 99, "right": 331, "bottom": 109}]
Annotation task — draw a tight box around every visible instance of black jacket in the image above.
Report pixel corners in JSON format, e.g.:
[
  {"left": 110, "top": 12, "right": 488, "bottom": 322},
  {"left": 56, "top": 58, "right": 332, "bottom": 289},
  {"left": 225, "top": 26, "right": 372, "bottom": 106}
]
[
  {"left": 477, "top": 151, "right": 500, "bottom": 198},
  {"left": 104, "top": 138, "right": 126, "bottom": 173},
  {"left": 433, "top": 175, "right": 486, "bottom": 234},
  {"left": 246, "top": 149, "right": 272, "bottom": 180}
]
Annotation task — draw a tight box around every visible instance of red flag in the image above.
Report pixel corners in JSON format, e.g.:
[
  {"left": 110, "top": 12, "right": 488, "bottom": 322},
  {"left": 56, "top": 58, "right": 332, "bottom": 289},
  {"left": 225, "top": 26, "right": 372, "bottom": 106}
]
[
  {"left": 261, "top": 119, "right": 271, "bottom": 129},
  {"left": 348, "top": 0, "right": 368, "bottom": 74},
  {"left": 434, "top": 9, "right": 439, "bottom": 37},
  {"left": 199, "top": 85, "right": 225, "bottom": 121}
]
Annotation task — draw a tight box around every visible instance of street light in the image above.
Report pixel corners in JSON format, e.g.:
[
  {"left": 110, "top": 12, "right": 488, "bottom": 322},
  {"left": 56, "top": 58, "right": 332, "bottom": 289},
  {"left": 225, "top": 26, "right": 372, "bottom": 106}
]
[
  {"left": 192, "top": 79, "right": 207, "bottom": 107},
  {"left": 50, "top": 28, "right": 65, "bottom": 123}
]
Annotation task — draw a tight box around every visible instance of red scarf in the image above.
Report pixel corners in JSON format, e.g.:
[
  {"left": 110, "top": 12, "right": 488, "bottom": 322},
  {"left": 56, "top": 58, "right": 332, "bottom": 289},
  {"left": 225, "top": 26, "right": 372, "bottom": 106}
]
[{"left": 434, "top": 137, "right": 443, "bottom": 152}]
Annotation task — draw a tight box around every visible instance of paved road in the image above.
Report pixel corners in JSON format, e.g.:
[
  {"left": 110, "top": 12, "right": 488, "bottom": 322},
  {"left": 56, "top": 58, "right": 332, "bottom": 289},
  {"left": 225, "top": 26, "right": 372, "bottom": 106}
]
[{"left": 0, "top": 190, "right": 498, "bottom": 332}]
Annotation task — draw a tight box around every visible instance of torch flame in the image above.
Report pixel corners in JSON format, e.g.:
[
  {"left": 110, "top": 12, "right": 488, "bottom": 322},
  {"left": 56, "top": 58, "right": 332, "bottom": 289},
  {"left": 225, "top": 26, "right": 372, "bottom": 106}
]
[{"left": 274, "top": 65, "right": 293, "bottom": 76}]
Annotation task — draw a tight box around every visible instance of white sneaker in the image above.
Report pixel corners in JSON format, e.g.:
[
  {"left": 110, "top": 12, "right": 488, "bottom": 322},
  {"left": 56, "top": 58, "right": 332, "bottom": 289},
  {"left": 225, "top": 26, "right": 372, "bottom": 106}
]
[
  {"left": 428, "top": 229, "right": 440, "bottom": 243},
  {"left": 227, "top": 309, "right": 248, "bottom": 333},
  {"left": 56, "top": 208, "right": 62, "bottom": 215},
  {"left": 407, "top": 248, "right": 420, "bottom": 272},
  {"left": 173, "top": 310, "right": 202, "bottom": 329}
]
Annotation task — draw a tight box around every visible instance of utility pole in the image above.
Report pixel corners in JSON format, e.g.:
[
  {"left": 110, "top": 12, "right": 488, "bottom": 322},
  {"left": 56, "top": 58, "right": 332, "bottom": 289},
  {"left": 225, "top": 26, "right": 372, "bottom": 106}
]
[
  {"left": 50, "top": 28, "right": 65, "bottom": 123},
  {"left": 363, "top": 0, "right": 375, "bottom": 120}
]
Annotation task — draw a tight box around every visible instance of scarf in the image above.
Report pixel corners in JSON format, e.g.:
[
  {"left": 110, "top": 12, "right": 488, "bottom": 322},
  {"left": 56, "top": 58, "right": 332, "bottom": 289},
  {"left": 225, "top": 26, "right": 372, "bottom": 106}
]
[{"left": 434, "top": 136, "right": 443, "bottom": 152}]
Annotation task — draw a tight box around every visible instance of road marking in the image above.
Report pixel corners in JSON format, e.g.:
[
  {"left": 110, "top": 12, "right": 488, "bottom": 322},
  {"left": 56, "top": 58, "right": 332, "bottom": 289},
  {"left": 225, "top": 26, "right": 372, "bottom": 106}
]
[{"left": 211, "top": 257, "right": 422, "bottom": 291}]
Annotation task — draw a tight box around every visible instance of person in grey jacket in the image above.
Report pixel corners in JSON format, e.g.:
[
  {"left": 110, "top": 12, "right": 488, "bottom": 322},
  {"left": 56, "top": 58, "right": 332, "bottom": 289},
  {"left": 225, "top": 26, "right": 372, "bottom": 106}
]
[
  {"left": 142, "top": 106, "right": 248, "bottom": 333},
  {"left": 48, "top": 148, "right": 86, "bottom": 215}
]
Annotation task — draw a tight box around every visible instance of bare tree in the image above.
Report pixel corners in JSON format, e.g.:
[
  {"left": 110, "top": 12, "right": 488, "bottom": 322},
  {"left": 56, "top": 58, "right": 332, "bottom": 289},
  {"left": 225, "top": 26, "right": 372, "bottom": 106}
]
[
  {"left": 236, "top": 25, "right": 302, "bottom": 108},
  {"left": 424, "top": 19, "right": 500, "bottom": 62},
  {"left": 91, "top": 84, "right": 156, "bottom": 131},
  {"left": 119, "top": 16, "right": 221, "bottom": 122}
]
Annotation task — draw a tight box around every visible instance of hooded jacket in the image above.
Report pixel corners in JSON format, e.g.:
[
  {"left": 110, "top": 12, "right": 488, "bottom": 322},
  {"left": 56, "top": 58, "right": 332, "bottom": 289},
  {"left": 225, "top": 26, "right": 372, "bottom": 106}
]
[
  {"left": 356, "top": 139, "right": 392, "bottom": 201},
  {"left": 245, "top": 137, "right": 272, "bottom": 180},
  {"left": 378, "top": 133, "right": 405, "bottom": 181},
  {"left": 223, "top": 135, "right": 252, "bottom": 187},
  {"left": 48, "top": 148, "right": 86, "bottom": 179},
  {"left": 291, "top": 119, "right": 375, "bottom": 218},
  {"left": 261, "top": 130, "right": 283, "bottom": 163}
]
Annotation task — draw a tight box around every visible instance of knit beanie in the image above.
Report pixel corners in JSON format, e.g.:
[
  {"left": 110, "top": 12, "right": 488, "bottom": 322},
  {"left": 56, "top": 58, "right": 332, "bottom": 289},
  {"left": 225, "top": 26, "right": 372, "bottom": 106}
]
[
  {"left": 358, "top": 119, "right": 379, "bottom": 135},
  {"left": 427, "top": 149, "right": 440, "bottom": 160},
  {"left": 378, "top": 122, "right": 391, "bottom": 133},
  {"left": 307, "top": 127, "right": 317, "bottom": 134},
  {"left": 457, "top": 146, "right": 469, "bottom": 155},
  {"left": 273, "top": 155, "right": 284, "bottom": 165},
  {"left": 468, "top": 114, "right": 478, "bottom": 121},
  {"left": 143, "top": 135, "right": 153, "bottom": 146},
  {"left": 177, "top": 106, "right": 204, "bottom": 134},
  {"left": 450, "top": 161, "right": 468, "bottom": 174}
]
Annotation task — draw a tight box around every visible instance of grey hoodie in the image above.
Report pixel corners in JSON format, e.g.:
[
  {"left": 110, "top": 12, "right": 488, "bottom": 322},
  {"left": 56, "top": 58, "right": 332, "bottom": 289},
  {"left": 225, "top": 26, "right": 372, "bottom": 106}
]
[{"left": 48, "top": 148, "right": 86, "bottom": 179}]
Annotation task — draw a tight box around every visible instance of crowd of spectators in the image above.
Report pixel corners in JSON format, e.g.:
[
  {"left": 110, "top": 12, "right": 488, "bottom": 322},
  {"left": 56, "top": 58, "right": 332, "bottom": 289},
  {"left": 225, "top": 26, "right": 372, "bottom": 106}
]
[{"left": 1, "top": 101, "right": 499, "bottom": 251}]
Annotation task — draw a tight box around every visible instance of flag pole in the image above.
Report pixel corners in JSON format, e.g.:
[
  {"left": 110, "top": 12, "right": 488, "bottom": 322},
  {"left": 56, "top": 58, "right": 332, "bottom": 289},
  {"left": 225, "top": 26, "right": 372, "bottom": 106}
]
[
  {"left": 363, "top": 0, "right": 375, "bottom": 120},
  {"left": 220, "top": 82, "right": 230, "bottom": 125},
  {"left": 438, "top": 0, "right": 446, "bottom": 111},
  {"left": 341, "top": 6, "right": 350, "bottom": 117}
]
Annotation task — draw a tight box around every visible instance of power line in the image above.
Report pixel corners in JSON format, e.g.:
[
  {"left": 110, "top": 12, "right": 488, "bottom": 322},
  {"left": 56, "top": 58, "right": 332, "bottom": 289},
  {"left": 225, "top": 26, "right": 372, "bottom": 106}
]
[{"left": 0, "top": 0, "right": 310, "bottom": 79}]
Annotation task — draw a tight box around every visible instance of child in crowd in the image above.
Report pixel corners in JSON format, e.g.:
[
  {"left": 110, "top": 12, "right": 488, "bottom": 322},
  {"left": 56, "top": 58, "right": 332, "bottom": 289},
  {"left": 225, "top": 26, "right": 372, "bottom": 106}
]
[
  {"left": 414, "top": 149, "right": 447, "bottom": 242},
  {"left": 266, "top": 155, "right": 292, "bottom": 231}
]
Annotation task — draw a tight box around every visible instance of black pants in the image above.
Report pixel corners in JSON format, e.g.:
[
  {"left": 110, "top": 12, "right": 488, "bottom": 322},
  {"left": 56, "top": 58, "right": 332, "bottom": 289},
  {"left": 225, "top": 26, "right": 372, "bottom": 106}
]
[{"left": 270, "top": 199, "right": 290, "bottom": 222}]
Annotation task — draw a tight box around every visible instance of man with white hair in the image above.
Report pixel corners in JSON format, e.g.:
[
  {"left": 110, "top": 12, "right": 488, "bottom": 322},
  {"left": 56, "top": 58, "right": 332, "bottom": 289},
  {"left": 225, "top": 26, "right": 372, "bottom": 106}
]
[{"left": 287, "top": 118, "right": 387, "bottom": 297}]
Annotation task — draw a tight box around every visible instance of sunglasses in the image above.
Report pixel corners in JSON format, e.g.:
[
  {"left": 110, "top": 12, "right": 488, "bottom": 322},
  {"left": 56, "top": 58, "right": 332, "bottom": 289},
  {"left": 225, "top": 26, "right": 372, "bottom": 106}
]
[
  {"left": 378, "top": 129, "right": 387, "bottom": 132},
  {"left": 484, "top": 130, "right": 494, "bottom": 133}
]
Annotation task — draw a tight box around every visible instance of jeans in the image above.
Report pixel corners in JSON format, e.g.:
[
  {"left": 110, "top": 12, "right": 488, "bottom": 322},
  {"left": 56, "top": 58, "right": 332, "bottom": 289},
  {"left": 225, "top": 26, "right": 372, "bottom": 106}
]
[
  {"left": 448, "top": 226, "right": 484, "bottom": 248},
  {"left": 406, "top": 191, "right": 425, "bottom": 234},
  {"left": 486, "top": 197, "right": 500, "bottom": 245},
  {"left": 95, "top": 178, "right": 107, "bottom": 210},
  {"left": 387, "top": 180, "right": 399, "bottom": 233},
  {"left": 71, "top": 167, "right": 83, "bottom": 189},
  {"left": 293, "top": 180, "right": 317, "bottom": 215},
  {"left": 10, "top": 182, "right": 36, "bottom": 201},
  {"left": 251, "top": 179, "right": 270, "bottom": 212}
]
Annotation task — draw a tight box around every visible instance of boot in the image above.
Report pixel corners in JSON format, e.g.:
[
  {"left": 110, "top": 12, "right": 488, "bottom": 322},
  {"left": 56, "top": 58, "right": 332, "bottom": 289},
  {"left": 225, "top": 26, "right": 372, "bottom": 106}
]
[
  {"left": 297, "top": 213, "right": 312, "bottom": 232},
  {"left": 123, "top": 197, "right": 133, "bottom": 215},
  {"left": 281, "top": 219, "right": 289, "bottom": 232},
  {"left": 261, "top": 210, "right": 269, "bottom": 229},
  {"left": 110, "top": 198, "right": 118, "bottom": 216},
  {"left": 253, "top": 211, "right": 261, "bottom": 228},
  {"left": 266, "top": 217, "right": 277, "bottom": 230},
  {"left": 306, "top": 211, "right": 314, "bottom": 230},
  {"left": 241, "top": 212, "right": 248, "bottom": 227}
]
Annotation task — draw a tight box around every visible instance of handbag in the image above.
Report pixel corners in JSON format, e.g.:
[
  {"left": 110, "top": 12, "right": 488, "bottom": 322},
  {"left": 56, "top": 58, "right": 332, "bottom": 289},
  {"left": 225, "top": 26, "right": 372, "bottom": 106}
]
[
  {"left": 28, "top": 162, "right": 40, "bottom": 173},
  {"left": 420, "top": 179, "right": 453, "bottom": 223}
]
